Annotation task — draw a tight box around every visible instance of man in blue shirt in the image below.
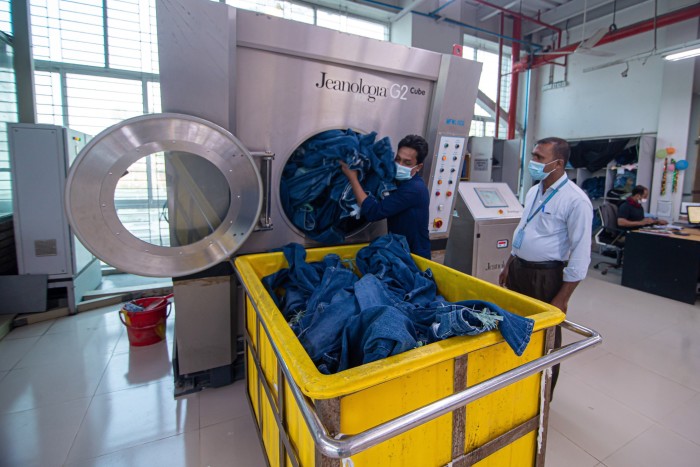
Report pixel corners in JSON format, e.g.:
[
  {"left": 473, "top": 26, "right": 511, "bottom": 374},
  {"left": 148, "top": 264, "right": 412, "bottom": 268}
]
[{"left": 340, "top": 135, "right": 431, "bottom": 258}]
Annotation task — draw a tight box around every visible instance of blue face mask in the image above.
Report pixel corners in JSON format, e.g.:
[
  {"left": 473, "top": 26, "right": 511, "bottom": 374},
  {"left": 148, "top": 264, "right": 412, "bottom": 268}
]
[
  {"left": 528, "top": 160, "right": 557, "bottom": 181},
  {"left": 395, "top": 162, "right": 415, "bottom": 181}
]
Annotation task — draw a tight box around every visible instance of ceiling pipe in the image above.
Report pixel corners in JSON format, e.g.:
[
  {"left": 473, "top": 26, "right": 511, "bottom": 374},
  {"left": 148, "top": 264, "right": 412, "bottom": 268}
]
[
  {"left": 390, "top": 0, "right": 428, "bottom": 23},
  {"left": 508, "top": 16, "right": 521, "bottom": 140},
  {"left": 480, "top": 0, "right": 519, "bottom": 22},
  {"left": 474, "top": 0, "right": 563, "bottom": 48},
  {"left": 514, "top": 2, "right": 700, "bottom": 72}
]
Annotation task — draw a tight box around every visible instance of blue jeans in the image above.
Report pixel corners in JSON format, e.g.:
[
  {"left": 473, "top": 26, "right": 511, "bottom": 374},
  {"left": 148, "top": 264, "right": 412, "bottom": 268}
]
[
  {"left": 262, "top": 234, "right": 535, "bottom": 373},
  {"left": 280, "top": 129, "right": 397, "bottom": 243}
]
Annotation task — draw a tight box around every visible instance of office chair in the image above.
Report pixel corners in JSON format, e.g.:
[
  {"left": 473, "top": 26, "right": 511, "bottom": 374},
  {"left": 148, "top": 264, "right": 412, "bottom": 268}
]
[{"left": 593, "top": 203, "right": 626, "bottom": 275}]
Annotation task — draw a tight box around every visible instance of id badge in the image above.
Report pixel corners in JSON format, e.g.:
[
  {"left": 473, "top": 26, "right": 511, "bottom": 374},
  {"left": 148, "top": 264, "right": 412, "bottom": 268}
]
[{"left": 513, "top": 228, "right": 525, "bottom": 249}]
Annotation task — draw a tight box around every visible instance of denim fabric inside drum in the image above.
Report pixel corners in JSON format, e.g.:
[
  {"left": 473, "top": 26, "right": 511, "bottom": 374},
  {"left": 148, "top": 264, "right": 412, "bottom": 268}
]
[{"left": 280, "top": 129, "right": 397, "bottom": 244}]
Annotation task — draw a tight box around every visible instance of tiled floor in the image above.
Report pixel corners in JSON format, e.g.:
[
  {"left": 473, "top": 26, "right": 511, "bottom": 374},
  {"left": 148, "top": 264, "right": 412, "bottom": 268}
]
[{"left": 0, "top": 264, "right": 699, "bottom": 466}]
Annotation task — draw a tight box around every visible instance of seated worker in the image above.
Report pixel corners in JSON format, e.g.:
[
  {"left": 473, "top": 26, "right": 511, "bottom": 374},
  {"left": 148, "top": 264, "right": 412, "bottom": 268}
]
[
  {"left": 617, "top": 185, "right": 668, "bottom": 229},
  {"left": 340, "top": 134, "right": 430, "bottom": 259}
]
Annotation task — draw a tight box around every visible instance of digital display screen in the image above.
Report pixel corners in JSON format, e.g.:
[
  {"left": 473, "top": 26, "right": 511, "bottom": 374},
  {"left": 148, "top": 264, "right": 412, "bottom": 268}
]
[
  {"left": 474, "top": 187, "right": 508, "bottom": 208},
  {"left": 688, "top": 206, "right": 700, "bottom": 224}
]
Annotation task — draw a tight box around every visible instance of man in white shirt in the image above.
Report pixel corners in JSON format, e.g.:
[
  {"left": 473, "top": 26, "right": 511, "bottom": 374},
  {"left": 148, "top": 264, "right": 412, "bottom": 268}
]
[{"left": 499, "top": 137, "right": 593, "bottom": 396}]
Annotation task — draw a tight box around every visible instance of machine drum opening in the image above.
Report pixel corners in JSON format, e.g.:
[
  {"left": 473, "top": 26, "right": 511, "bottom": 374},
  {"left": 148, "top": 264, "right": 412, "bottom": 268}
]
[
  {"left": 280, "top": 129, "right": 397, "bottom": 244},
  {"left": 115, "top": 151, "right": 231, "bottom": 248}
]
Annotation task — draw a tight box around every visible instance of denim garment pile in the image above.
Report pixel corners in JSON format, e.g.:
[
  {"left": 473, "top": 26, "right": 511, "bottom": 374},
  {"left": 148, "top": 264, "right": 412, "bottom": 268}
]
[
  {"left": 280, "top": 129, "right": 397, "bottom": 244},
  {"left": 263, "top": 234, "right": 535, "bottom": 374}
]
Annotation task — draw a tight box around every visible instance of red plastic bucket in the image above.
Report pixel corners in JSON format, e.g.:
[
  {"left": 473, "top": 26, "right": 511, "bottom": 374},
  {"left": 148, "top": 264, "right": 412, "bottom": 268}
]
[{"left": 119, "top": 295, "right": 173, "bottom": 347}]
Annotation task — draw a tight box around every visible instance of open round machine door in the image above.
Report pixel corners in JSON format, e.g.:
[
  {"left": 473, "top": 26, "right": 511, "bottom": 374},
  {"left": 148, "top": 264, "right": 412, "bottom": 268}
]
[{"left": 65, "top": 113, "right": 263, "bottom": 277}]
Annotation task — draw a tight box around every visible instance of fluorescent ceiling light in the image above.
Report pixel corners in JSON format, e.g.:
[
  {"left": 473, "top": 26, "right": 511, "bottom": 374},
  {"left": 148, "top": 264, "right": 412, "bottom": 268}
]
[{"left": 663, "top": 47, "right": 700, "bottom": 61}]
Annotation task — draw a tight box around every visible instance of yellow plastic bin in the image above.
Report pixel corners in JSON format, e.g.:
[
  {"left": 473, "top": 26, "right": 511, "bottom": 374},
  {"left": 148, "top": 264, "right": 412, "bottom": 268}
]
[{"left": 234, "top": 244, "right": 600, "bottom": 467}]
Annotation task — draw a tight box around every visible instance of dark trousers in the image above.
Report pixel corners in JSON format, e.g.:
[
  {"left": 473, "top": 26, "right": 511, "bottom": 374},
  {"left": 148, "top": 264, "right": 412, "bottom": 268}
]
[{"left": 505, "top": 256, "right": 565, "bottom": 395}]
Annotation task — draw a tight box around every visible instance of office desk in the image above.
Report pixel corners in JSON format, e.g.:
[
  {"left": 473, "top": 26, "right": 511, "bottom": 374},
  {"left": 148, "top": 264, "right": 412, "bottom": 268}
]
[{"left": 621, "top": 228, "right": 700, "bottom": 304}]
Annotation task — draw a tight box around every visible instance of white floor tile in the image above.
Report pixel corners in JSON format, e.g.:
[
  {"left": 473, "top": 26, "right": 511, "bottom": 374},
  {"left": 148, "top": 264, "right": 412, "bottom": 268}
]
[
  {"left": 63, "top": 431, "right": 200, "bottom": 467},
  {"left": 95, "top": 340, "right": 173, "bottom": 395},
  {"left": 549, "top": 372, "right": 654, "bottom": 460},
  {"left": 0, "top": 354, "right": 110, "bottom": 414},
  {"left": 0, "top": 397, "right": 90, "bottom": 467},
  {"left": 647, "top": 318, "right": 700, "bottom": 358},
  {"left": 603, "top": 424, "right": 700, "bottom": 467},
  {"left": 16, "top": 324, "right": 122, "bottom": 369},
  {"left": 544, "top": 428, "right": 601, "bottom": 467},
  {"left": 0, "top": 336, "right": 39, "bottom": 371},
  {"left": 4, "top": 320, "right": 55, "bottom": 340},
  {"left": 560, "top": 345, "right": 608, "bottom": 374},
  {"left": 47, "top": 307, "right": 122, "bottom": 335},
  {"left": 660, "top": 393, "right": 700, "bottom": 446},
  {"left": 572, "top": 353, "right": 698, "bottom": 422},
  {"left": 610, "top": 334, "right": 700, "bottom": 393},
  {"left": 200, "top": 410, "right": 267, "bottom": 467},
  {"left": 67, "top": 380, "right": 199, "bottom": 462},
  {"left": 199, "top": 380, "right": 249, "bottom": 428}
]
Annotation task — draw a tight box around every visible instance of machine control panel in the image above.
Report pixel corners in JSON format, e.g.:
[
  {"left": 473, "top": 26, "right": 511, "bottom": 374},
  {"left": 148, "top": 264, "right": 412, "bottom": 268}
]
[{"left": 428, "top": 135, "right": 466, "bottom": 237}]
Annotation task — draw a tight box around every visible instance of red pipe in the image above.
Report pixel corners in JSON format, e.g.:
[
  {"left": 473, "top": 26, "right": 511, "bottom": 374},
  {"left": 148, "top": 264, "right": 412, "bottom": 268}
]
[
  {"left": 508, "top": 17, "right": 521, "bottom": 140},
  {"left": 495, "top": 12, "right": 504, "bottom": 137},
  {"left": 475, "top": 0, "right": 562, "bottom": 47},
  {"left": 515, "top": 2, "right": 700, "bottom": 72}
]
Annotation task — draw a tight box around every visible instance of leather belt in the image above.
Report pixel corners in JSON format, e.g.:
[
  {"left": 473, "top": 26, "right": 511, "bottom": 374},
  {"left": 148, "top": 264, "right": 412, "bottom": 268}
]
[{"left": 514, "top": 256, "right": 567, "bottom": 270}]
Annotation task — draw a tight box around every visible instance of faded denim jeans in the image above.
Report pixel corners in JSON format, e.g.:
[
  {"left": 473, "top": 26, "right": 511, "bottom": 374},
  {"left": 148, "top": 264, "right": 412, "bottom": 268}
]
[{"left": 263, "top": 234, "right": 535, "bottom": 374}]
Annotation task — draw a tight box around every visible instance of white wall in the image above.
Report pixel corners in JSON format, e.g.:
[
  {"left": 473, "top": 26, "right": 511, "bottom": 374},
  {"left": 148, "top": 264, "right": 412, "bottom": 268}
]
[
  {"left": 523, "top": 0, "right": 699, "bottom": 214},
  {"left": 650, "top": 19, "right": 697, "bottom": 220},
  {"left": 681, "top": 93, "right": 700, "bottom": 201},
  {"left": 529, "top": 2, "right": 671, "bottom": 141}
]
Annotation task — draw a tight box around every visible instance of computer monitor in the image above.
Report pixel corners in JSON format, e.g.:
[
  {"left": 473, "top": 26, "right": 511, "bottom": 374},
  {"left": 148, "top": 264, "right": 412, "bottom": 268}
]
[
  {"left": 681, "top": 202, "right": 700, "bottom": 215},
  {"left": 687, "top": 206, "right": 700, "bottom": 225}
]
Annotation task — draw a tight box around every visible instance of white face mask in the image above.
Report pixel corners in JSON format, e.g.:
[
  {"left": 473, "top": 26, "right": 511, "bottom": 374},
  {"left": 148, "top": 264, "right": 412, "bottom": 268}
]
[
  {"left": 395, "top": 162, "right": 415, "bottom": 181},
  {"left": 641, "top": 198, "right": 648, "bottom": 203},
  {"left": 528, "top": 160, "right": 557, "bottom": 181}
]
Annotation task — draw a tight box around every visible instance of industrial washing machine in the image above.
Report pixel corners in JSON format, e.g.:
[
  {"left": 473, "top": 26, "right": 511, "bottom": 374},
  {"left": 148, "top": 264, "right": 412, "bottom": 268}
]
[{"left": 64, "top": 0, "right": 482, "bottom": 393}]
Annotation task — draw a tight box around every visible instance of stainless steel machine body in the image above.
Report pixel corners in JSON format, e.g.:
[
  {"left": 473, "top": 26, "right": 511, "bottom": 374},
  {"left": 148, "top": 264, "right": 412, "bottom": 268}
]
[
  {"left": 64, "top": 0, "right": 482, "bottom": 390},
  {"left": 444, "top": 182, "right": 523, "bottom": 285}
]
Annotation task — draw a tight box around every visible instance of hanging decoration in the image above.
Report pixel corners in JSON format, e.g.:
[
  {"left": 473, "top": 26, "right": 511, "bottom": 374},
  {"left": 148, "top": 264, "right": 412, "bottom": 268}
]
[
  {"left": 670, "top": 158, "right": 679, "bottom": 193},
  {"left": 656, "top": 147, "right": 676, "bottom": 159},
  {"left": 676, "top": 159, "right": 689, "bottom": 171},
  {"left": 661, "top": 157, "right": 668, "bottom": 195}
]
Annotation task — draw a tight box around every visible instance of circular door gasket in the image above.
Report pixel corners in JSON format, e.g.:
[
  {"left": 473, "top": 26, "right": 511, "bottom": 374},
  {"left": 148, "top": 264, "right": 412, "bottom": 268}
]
[{"left": 65, "top": 113, "right": 263, "bottom": 277}]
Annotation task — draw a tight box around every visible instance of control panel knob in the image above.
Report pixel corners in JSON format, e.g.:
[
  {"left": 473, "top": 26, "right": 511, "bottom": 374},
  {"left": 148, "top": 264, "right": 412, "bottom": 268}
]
[
  {"left": 437, "top": 179, "right": 443, "bottom": 185},
  {"left": 452, "top": 156, "right": 458, "bottom": 161},
  {"left": 444, "top": 143, "right": 449, "bottom": 148},
  {"left": 446, "top": 191, "right": 453, "bottom": 197},
  {"left": 450, "top": 168, "right": 456, "bottom": 172},
  {"left": 440, "top": 168, "right": 444, "bottom": 172},
  {"left": 456, "top": 143, "right": 460, "bottom": 149},
  {"left": 448, "top": 180, "right": 453, "bottom": 184},
  {"left": 435, "top": 191, "right": 441, "bottom": 196},
  {"left": 433, "top": 218, "right": 443, "bottom": 229},
  {"left": 442, "top": 156, "right": 447, "bottom": 161}
]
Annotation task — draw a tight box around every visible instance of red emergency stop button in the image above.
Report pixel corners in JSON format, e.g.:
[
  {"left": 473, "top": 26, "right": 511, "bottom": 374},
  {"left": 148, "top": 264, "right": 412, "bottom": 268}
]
[
  {"left": 446, "top": 191, "right": 452, "bottom": 197},
  {"left": 433, "top": 218, "right": 443, "bottom": 229}
]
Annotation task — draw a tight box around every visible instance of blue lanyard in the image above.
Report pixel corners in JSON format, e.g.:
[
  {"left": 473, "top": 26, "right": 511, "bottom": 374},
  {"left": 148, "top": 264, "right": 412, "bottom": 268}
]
[{"left": 525, "top": 178, "right": 568, "bottom": 225}]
